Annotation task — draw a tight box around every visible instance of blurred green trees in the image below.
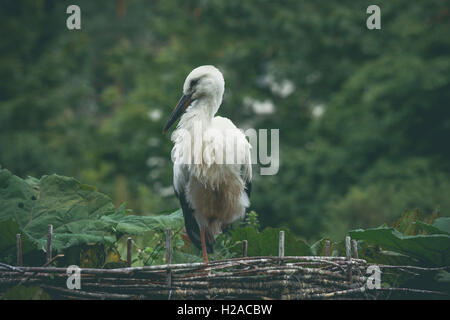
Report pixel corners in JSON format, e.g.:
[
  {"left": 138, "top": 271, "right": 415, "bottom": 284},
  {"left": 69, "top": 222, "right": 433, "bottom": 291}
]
[{"left": 0, "top": 0, "right": 448, "bottom": 241}]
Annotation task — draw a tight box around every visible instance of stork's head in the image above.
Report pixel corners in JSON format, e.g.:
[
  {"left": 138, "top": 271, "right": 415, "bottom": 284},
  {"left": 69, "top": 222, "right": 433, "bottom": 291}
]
[{"left": 163, "top": 65, "right": 225, "bottom": 133}]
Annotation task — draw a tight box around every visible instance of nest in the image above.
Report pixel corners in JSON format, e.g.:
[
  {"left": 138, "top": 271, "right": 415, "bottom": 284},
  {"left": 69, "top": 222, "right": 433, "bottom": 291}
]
[{"left": 0, "top": 256, "right": 389, "bottom": 300}]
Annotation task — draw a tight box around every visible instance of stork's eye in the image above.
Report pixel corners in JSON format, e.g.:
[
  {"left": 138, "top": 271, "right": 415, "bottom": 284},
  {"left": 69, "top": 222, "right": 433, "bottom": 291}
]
[{"left": 190, "top": 79, "right": 199, "bottom": 89}]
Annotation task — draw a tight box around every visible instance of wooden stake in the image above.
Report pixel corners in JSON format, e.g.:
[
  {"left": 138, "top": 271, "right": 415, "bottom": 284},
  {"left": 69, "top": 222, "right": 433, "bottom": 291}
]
[
  {"left": 351, "top": 240, "right": 358, "bottom": 259},
  {"left": 16, "top": 234, "right": 22, "bottom": 267},
  {"left": 279, "top": 231, "right": 285, "bottom": 258},
  {"left": 242, "top": 240, "right": 248, "bottom": 257},
  {"left": 166, "top": 228, "right": 172, "bottom": 287},
  {"left": 46, "top": 225, "right": 53, "bottom": 264},
  {"left": 345, "top": 236, "right": 352, "bottom": 282},
  {"left": 126, "top": 237, "right": 132, "bottom": 267},
  {"left": 325, "top": 240, "right": 330, "bottom": 256}
]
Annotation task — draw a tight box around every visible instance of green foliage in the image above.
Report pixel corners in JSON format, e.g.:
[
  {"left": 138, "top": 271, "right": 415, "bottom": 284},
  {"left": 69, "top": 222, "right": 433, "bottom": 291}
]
[
  {"left": 0, "top": 169, "right": 118, "bottom": 254},
  {"left": 350, "top": 210, "right": 450, "bottom": 266},
  {"left": 349, "top": 210, "right": 450, "bottom": 293},
  {"left": 1, "top": 170, "right": 449, "bottom": 298},
  {"left": 0, "top": 169, "right": 315, "bottom": 267},
  {"left": 2, "top": 169, "right": 448, "bottom": 272},
  {"left": 420, "top": 218, "right": 450, "bottom": 235},
  {"left": 103, "top": 209, "right": 184, "bottom": 235},
  {"left": 244, "top": 211, "right": 261, "bottom": 230},
  {"left": 111, "top": 209, "right": 188, "bottom": 266},
  {"left": 349, "top": 227, "right": 450, "bottom": 266},
  {"left": 0, "top": 169, "right": 185, "bottom": 267}
]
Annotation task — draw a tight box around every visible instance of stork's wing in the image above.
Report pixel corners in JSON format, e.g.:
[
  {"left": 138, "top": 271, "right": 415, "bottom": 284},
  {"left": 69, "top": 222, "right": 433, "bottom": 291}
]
[
  {"left": 210, "top": 116, "right": 253, "bottom": 199},
  {"left": 173, "top": 164, "right": 214, "bottom": 254}
]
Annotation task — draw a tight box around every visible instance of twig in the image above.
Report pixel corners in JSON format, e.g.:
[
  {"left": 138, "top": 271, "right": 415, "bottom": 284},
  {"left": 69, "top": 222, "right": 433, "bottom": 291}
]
[
  {"left": 376, "top": 265, "right": 450, "bottom": 271},
  {"left": 2, "top": 254, "right": 446, "bottom": 300},
  {"left": 374, "top": 287, "right": 449, "bottom": 297},
  {"left": 18, "top": 254, "right": 64, "bottom": 286},
  {"left": 0, "top": 263, "right": 25, "bottom": 273}
]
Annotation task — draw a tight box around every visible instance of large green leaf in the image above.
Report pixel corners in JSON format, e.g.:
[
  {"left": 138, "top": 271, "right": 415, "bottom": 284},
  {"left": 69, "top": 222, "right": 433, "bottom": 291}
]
[
  {"left": 415, "top": 221, "right": 449, "bottom": 236},
  {"left": 102, "top": 209, "right": 184, "bottom": 235},
  {"left": 0, "top": 169, "right": 118, "bottom": 255},
  {"left": 349, "top": 226, "right": 450, "bottom": 266},
  {"left": 432, "top": 218, "right": 450, "bottom": 235},
  {"left": 415, "top": 218, "right": 450, "bottom": 237},
  {"left": 101, "top": 209, "right": 185, "bottom": 266}
]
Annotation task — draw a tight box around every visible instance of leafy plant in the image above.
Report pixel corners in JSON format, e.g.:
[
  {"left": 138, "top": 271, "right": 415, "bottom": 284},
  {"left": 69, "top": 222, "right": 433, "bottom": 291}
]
[
  {"left": 349, "top": 210, "right": 450, "bottom": 267},
  {"left": 0, "top": 169, "right": 122, "bottom": 265},
  {"left": 348, "top": 210, "right": 450, "bottom": 293},
  {"left": 0, "top": 169, "right": 186, "bottom": 267}
]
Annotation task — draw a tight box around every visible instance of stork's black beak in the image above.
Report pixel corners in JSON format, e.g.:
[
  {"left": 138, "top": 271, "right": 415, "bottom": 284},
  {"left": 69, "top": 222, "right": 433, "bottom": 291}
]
[{"left": 163, "top": 94, "right": 193, "bottom": 134}]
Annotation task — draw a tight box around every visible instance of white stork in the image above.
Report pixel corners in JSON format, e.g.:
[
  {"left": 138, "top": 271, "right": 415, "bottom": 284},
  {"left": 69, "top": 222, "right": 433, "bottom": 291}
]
[{"left": 163, "top": 65, "right": 252, "bottom": 263}]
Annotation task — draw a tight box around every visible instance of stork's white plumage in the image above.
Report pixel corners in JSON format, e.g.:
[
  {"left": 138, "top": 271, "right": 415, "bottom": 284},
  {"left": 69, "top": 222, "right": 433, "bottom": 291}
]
[{"left": 163, "top": 66, "right": 252, "bottom": 263}]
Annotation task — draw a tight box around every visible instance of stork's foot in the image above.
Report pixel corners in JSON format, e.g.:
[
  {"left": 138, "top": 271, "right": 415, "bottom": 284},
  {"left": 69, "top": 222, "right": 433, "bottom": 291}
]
[{"left": 200, "top": 226, "right": 209, "bottom": 264}]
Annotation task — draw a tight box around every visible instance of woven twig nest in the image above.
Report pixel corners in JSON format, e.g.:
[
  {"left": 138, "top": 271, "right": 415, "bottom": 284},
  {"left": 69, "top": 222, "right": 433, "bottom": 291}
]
[{"left": 0, "top": 256, "right": 378, "bottom": 300}]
